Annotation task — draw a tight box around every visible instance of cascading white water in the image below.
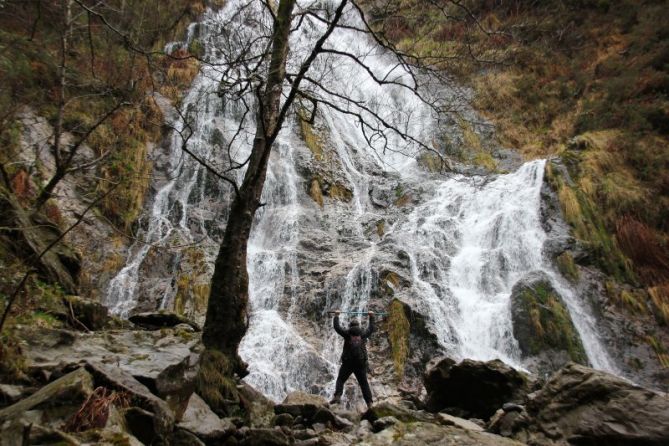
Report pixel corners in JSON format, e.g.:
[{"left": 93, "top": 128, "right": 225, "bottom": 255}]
[
  {"left": 388, "top": 160, "right": 615, "bottom": 371},
  {"left": 106, "top": 0, "right": 617, "bottom": 402}
]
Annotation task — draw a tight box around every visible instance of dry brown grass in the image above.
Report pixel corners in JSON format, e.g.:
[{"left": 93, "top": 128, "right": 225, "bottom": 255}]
[
  {"left": 160, "top": 48, "right": 200, "bottom": 103},
  {"left": 196, "top": 349, "right": 239, "bottom": 414},
  {"left": 10, "top": 169, "right": 32, "bottom": 202},
  {"left": 649, "top": 284, "right": 669, "bottom": 326},
  {"left": 65, "top": 386, "right": 130, "bottom": 433},
  {"left": 616, "top": 216, "right": 669, "bottom": 285},
  {"left": 387, "top": 299, "right": 410, "bottom": 380}
]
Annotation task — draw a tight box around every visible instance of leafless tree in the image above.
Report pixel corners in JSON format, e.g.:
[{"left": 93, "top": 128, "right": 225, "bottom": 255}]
[{"left": 198, "top": 0, "right": 471, "bottom": 375}]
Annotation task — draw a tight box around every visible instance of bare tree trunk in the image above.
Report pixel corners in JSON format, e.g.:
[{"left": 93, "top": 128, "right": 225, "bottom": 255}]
[
  {"left": 202, "top": 0, "right": 297, "bottom": 374},
  {"left": 34, "top": 0, "right": 71, "bottom": 211}
]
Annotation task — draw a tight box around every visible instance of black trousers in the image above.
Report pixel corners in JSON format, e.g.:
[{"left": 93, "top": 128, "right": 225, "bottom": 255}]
[{"left": 333, "top": 361, "right": 373, "bottom": 405}]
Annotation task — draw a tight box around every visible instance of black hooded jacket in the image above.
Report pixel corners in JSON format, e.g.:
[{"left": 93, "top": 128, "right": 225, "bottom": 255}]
[{"left": 333, "top": 315, "right": 375, "bottom": 364}]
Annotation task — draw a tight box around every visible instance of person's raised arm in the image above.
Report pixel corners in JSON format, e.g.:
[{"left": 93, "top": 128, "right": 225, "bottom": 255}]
[
  {"left": 363, "top": 311, "right": 375, "bottom": 338},
  {"left": 333, "top": 310, "right": 346, "bottom": 337}
]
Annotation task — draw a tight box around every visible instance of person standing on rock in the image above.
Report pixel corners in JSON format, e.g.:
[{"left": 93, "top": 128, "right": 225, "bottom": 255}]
[{"left": 329, "top": 310, "right": 375, "bottom": 409}]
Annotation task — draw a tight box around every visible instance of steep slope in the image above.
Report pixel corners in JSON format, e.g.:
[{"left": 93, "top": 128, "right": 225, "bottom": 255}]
[{"left": 363, "top": 0, "right": 669, "bottom": 381}]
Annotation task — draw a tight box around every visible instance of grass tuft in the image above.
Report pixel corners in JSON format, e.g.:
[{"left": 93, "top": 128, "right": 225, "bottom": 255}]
[
  {"left": 196, "top": 349, "right": 240, "bottom": 415},
  {"left": 649, "top": 284, "right": 669, "bottom": 326},
  {"left": 386, "top": 299, "right": 410, "bottom": 380}
]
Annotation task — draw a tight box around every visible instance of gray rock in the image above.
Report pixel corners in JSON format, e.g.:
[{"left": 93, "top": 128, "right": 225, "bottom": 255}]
[
  {"left": 62, "top": 295, "right": 109, "bottom": 331},
  {"left": 0, "top": 368, "right": 93, "bottom": 423},
  {"left": 354, "top": 421, "right": 526, "bottom": 446},
  {"left": 129, "top": 311, "right": 201, "bottom": 331},
  {"left": 0, "top": 420, "right": 82, "bottom": 446},
  {"left": 357, "top": 419, "right": 373, "bottom": 437},
  {"left": 238, "top": 382, "right": 275, "bottom": 428},
  {"left": 238, "top": 427, "right": 290, "bottom": 446},
  {"left": 178, "top": 393, "right": 235, "bottom": 440},
  {"left": 273, "top": 412, "right": 295, "bottom": 427},
  {"left": 424, "top": 357, "right": 531, "bottom": 420},
  {"left": 275, "top": 391, "right": 328, "bottom": 419},
  {"left": 373, "top": 415, "right": 399, "bottom": 432},
  {"left": 487, "top": 408, "right": 525, "bottom": 438},
  {"left": 333, "top": 413, "right": 354, "bottom": 431},
  {"left": 312, "top": 422, "right": 327, "bottom": 433},
  {"left": 294, "top": 428, "right": 318, "bottom": 440},
  {"left": 124, "top": 407, "right": 158, "bottom": 445},
  {"left": 85, "top": 360, "right": 174, "bottom": 440},
  {"left": 312, "top": 406, "right": 336, "bottom": 426},
  {"left": 171, "top": 428, "right": 207, "bottom": 446},
  {"left": 437, "top": 413, "right": 485, "bottom": 432},
  {"left": 363, "top": 401, "right": 435, "bottom": 424},
  {"left": 174, "top": 323, "right": 196, "bottom": 333},
  {"left": 156, "top": 353, "right": 199, "bottom": 419},
  {"left": 502, "top": 403, "right": 524, "bottom": 413},
  {"left": 517, "top": 363, "right": 669, "bottom": 445},
  {"left": 0, "top": 384, "right": 31, "bottom": 406},
  {"left": 294, "top": 439, "right": 320, "bottom": 446},
  {"left": 19, "top": 327, "right": 197, "bottom": 385}
]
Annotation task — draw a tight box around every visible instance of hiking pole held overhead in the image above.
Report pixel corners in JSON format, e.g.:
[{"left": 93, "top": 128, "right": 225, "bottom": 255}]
[{"left": 327, "top": 311, "right": 388, "bottom": 316}]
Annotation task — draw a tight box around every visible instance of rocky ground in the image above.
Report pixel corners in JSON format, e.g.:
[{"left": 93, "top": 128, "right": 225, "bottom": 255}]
[{"left": 1, "top": 300, "right": 668, "bottom": 446}]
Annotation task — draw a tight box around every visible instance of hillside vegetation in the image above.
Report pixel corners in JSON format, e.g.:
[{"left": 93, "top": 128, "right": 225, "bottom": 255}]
[
  {"left": 367, "top": 0, "right": 669, "bottom": 330},
  {"left": 0, "top": 0, "right": 209, "bottom": 378}
]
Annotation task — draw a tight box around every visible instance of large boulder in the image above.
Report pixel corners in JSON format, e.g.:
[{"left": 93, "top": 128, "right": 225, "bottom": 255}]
[
  {"left": 129, "top": 311, "right": 201, "bottom": 331},
  {"left": 237, "top": 427, "right": 290, "bottom": 446},
  {"left": 332, "top": 420, "right": 525, "bottom": 446},
  {"left": 275, "top": 391, "right": 328, "bottom": 419},
  {"left": 62, "top": 295, "right": 110, "bottom": 331},
  {"left": 85, "top": 361, "right": 174, "bottom": 441},
  {"left": 156, "top": 353, "right": 199, "bottom": 419},
  {"left": 516, "top": 362, "right": 669, "bottom": 445},
  {"left": 424, "top": 358, "right": 531, "bottom": 420},
  {"left": 363, "top": 401, "right": 435, "bottom": 424},
  {"left": 238, "top": 381, "right": 275, "bottom": 428},
  {"left": 510, "top": 271, "right": 587, "bottom": 375},
  {"left": 177, "top": 393, "right": 235, "bottom": 441},
  {"left": 19, "top": 327, "right": 197, "bottom": 385},
  {"left": 0, "top": 368, "right": 93, "bottom": 424}
]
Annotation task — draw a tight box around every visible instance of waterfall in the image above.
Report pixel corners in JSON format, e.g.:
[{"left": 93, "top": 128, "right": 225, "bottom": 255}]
[
  {"left": 105, "top": 0, "right": 616, "bottom": 402},
  {"left": 388, "top": 160, "right": 615, "bottom": 372}
]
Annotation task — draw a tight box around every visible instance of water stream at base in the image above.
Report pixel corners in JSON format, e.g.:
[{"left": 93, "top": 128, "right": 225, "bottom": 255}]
[{"left": 105, "top": 1, "right": 616, "bottom": 402}]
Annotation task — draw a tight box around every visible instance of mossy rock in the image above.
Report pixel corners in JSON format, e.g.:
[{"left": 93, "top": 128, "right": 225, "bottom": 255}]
[
  {"left": 195, "top": 349, "right": 242, "bottom": 418},
  {"left": 510, "top": 272, "right": 587, "bottom": 365}
]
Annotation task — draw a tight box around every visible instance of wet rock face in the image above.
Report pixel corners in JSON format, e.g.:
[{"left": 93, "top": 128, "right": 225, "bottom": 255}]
[
  {"left": 516, "top": 363, "right": 669, "bottom": 446},
  {"left": 541, "top": 160, "right": 669, "bottom": 390},
  {"left": 423, "top": 358, "right": 531, "bottom": 420},
  {"left": 10, "top": 110, "right": 132, "bottom": 299},
  {"left": 510, "top": 271, "right": 588, "bottom": 375}
]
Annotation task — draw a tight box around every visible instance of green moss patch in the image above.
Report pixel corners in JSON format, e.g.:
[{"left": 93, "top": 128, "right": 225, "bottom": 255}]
[
  {"left": 511, "top": 277, "right": 587, "bottom": 364},
  {"left": 196, "top": 349, "right": 241, "bottom": 417}
]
